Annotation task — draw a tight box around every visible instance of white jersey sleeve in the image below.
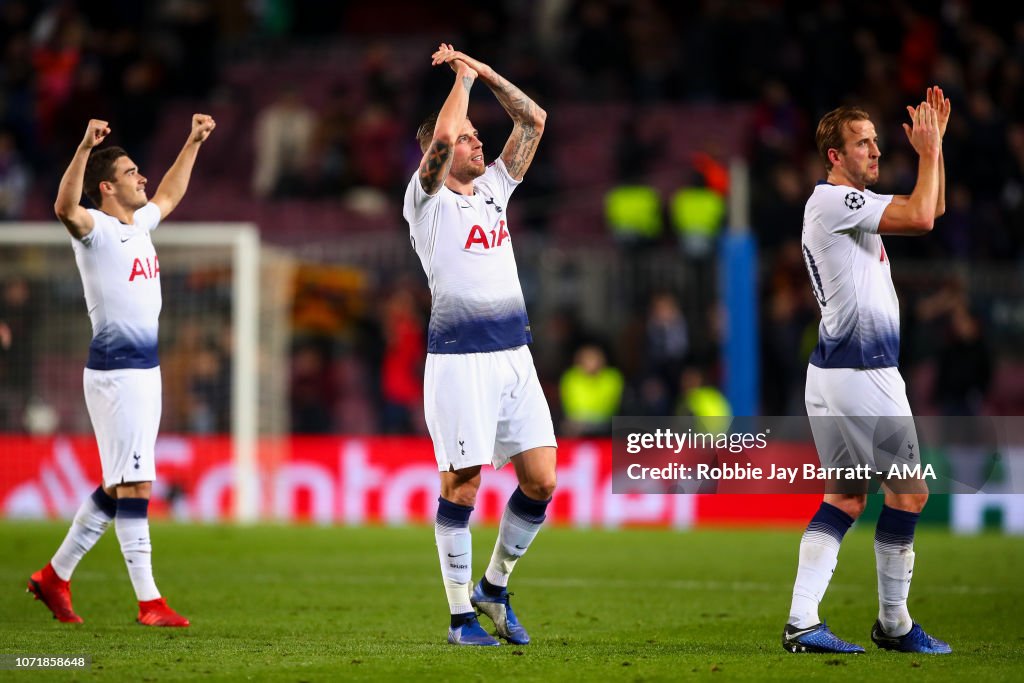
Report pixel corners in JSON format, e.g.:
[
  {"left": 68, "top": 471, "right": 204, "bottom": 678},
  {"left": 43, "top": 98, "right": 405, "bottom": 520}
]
[{"left": 810, "top": 184, "right": 891, "bottom": 235}]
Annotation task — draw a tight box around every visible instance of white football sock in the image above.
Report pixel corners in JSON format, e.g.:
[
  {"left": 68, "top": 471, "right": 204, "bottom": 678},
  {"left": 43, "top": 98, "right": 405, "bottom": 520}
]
[
  {"left": 876, "top": 547, "right": 915, "bottom": 636},
  {"left": 484, "top": 497, "right": 545, "bottom": 588},
  {"left": 787, "top": 503, "right": 853, "bottom": 629},
  {"left": 788, "top": 538, "right": 841, "bottom": 628},
  {"left": 50, "top": 489, "right": 116, "bottom": 580},
  {"left": 115, "top": 499, "right": 160, "bottom": 601},
  {"left": 435, "top": 498, "right": 474, "bottom": 615}
]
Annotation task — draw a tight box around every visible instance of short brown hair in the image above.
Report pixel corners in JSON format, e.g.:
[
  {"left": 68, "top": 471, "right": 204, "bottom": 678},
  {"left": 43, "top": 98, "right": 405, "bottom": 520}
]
[
  {"left": 416, "top": 111, "right": 439, "bottom": 154},
  {"left": 83, "top": 146, "right": 128, "bottom": 207},
  {"left": 815, "top": 106, "right": 871, "bottom": 172}
]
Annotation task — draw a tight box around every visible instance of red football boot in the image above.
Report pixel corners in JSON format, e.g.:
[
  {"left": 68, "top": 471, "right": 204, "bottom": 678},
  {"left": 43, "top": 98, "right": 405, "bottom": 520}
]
[
  {"left": 137, "top": 597, "right": 190, "bottom": 627},
  {"left": 27, "top": 563, "right": 83, "bottom": 624}
]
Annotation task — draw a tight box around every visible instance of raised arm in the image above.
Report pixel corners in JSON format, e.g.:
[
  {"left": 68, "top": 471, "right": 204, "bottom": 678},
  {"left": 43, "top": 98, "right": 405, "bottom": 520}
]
[
  {"left": 877, "top": 102, "right": 941, "bottom": 236},
  {"left": 54, "top": 120, "right": 108, "bottom": 239},
  {"left": 151, "top": 114, "right": 216, "bottom": 220},
  {"left": 418, "top": 57, "right": 477, "bottom": 195},
  {"left": 892, "top": 86, "right": 949, "bottom": 219},
  {"left": 930, "top": 86, "right": 949, "bottom": 218},
  {"left": 433, "top": 45, "right": 547, "bottom": 180}
]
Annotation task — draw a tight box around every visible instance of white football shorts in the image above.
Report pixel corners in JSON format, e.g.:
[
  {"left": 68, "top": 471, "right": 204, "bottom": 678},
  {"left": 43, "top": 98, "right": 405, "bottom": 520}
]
[
  {"left": 424, "top": 345, "right": 557, "bottom": 472},
  {"left": 83, "top": 366, "right": 161, "bottom": 488},
  {"left": 805, "top": 364, "right": 920, "bottom": 478}
]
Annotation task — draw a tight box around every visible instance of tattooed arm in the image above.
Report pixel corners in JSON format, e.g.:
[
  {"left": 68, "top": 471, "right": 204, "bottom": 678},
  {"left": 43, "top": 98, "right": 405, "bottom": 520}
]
[
  {"left": 419, "top": 60, "right": 477, "bottom": 195},
  {"left": 432, "top": 45, "right": 547, "bottom": 180}
]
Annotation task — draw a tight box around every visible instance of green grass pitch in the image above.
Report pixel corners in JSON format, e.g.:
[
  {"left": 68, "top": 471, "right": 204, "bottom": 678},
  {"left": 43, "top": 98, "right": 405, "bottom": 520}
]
[{"left": 1, "top": 521, "right": 1022, "bottom": 681}]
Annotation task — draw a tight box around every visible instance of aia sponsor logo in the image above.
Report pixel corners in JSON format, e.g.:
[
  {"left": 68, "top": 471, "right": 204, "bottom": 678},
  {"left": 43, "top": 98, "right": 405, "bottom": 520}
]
[
  {"left": 464, "top": 221, "right": 509, "bottom": 250},
  {"left": 129, "top": 255, "right": 160, "bottom": 281}
]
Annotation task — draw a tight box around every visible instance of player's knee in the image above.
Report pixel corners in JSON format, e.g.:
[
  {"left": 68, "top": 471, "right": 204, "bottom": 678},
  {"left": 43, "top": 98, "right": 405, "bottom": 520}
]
[
  {"left": 829, "top": 495, "right": 867, "bottom": 519},
  {"left": 115, "top": 481, "right": 152, "bottom": 499},
  {"left": 889, "top": 492, "right": 928, "bottom": 513},
  {"left": 521, "top": 475, "right": 556, "bottom": 501}
]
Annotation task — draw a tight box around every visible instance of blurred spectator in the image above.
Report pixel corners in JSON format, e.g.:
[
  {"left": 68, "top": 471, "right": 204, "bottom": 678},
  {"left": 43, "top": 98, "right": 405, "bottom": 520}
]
[
  {"left": 0, "top": 130, "right": 29, "bottom": 218},
  {"left": 605, "top": 183, "right": 662, "bottom": 245},
  {"left": 186, "top": 341, "right": 230, "bottom": 433},
  {"left": 348, "top": 102, "right": 403, "bottom": 194},
  {"left": 934, "top": 305, "right": 992, "bottom": 417},
  {"left": 560, "top": 343, "right": 623, "bottom": 437},
  {"left": 751, "top": 164, "right": 804, "bottom": 253},
  {"left": 30, "top": 4, "right": 85, "bottom": 141},
  {"left": 0, "top": 277, "right": 34, "bottom": 430},
  {"left": 162, "top": 322, "right": 229, "bottom": 434},
  {"left": 252, "top": 90, "right": 315, "bottom": 198},
  {"left": 675, "top": 365, "right": 732, "bottom": 421},
  {"left": 309, "top": 85, "right": 355, "bottom": 197},
  {"left": 567, "top": 0, "right": 628, "bottom": 98},
  {"left": 380, "top": 288, "right": 425, "bottom": 434},
  {"left": 644, "top": 292, "right": 689, "bottom": 387},
  {"left": 669, "top": 177, "right": 725, "bottom": 259},
  {"left": 291, "top": 341, "right": 335, "bottom": 434}
]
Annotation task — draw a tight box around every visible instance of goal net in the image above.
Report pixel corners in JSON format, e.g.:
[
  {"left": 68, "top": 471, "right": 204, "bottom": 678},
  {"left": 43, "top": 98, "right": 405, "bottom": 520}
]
[{"left": 0, "top": 223, "right": 290, "bottom": 522}]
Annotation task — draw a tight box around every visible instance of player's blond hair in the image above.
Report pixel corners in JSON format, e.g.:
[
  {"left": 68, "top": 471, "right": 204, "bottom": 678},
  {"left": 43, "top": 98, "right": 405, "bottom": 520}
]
[
  {"left": 816, "top": 106, "right": 871, "bottom": 172},
  {"left": 416, "top": 112, "right": 440, "bottom": 154}
]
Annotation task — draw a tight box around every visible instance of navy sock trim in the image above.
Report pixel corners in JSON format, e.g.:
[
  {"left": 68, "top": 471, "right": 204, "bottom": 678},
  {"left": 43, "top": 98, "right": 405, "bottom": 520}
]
[
  {"left": 90, "top": 486, "right": 117, "bottom": 518},
  {"left": 508, "top": 486, "right": 550, "bottom": 523},
  {"left": 875, "top": 504, "right": 919, "bottom": 544},
  {"left": 480, "top": 576, "right": 504, "bottom": 597},
  {"left": 805, "top": 502, "right": 855, "bottom": 543},
  {"left": 436, "top": 497, "right": 473, "bottom": 528},
  {"left": 116, "top": 497, "right": 150, "bottom": 519},
  {"left": 450, "top": 611, "right": 476, "bottom": 628}
]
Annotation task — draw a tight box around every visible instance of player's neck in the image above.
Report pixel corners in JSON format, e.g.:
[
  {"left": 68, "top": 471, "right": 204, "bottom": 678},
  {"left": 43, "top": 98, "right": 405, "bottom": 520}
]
[
  {"left": 444, "top": 176, "right": 475, "bottom": 196},
  {"left": 826, "top": 170, "right": 866, "bottom": 192},
  {"left": 98, "top": 201, "right": 135, "bottom": 225}
]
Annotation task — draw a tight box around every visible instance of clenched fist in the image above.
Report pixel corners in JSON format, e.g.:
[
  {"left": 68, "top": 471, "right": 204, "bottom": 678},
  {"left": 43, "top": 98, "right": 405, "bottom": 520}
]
[
  {"left": 191, "top": 114, "right": 216, "bottom": 143},
  {"left": 80, "top": 119, "right": 110, "bottom": 150}
]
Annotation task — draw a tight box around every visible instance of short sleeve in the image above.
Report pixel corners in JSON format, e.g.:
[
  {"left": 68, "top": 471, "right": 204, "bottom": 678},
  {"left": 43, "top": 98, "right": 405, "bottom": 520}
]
[
  {"left": 475, "top": 157, "right": 521, "bottom": 207},
  {"left": 79, "top": 209, "right": 109, "bottom": 248},
  {"left": 403, "top": 170, "right": 441, "bottom": 226},
  {"left": 133, "top": 202, "right": 162, "bottom": 232},
  {"left": 816, "top": 186, "right": 892, "bottom": 235}
]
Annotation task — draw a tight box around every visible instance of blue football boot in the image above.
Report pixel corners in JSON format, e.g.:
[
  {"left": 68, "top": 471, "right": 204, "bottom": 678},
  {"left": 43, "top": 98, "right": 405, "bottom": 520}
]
[
  {"left": 471, "top": 583, "right": 530, "bottom": 645},
  {"left": 447, "top": 614, "right": 500, "bottom": 646},
  {"left": 782, "top": 621, "right": 865, "bottom": 654},
  {"left": 871, "top": 621, "right": 952, "bottom": 654}
]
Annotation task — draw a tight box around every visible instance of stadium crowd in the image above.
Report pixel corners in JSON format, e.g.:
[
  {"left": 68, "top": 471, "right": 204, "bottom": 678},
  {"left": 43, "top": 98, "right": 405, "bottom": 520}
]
[{"left": 2, "top": 1, "right": 1023, "bottom": 433}]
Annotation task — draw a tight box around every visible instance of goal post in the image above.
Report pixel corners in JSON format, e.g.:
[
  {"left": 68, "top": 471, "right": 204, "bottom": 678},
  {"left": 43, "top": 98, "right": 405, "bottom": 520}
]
[{"left": 0, "top": 222, "right": 279, "bottom": 522}]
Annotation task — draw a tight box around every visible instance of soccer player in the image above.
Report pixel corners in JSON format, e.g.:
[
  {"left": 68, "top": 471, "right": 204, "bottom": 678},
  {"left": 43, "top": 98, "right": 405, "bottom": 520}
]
[
  {"left": 782, "top": 87, "right": 952, "bottom": 654},
  {"left": 403, "top": 44, "right": 556, "bottom": 646},
  {"left": 28, "top": 114, "right": 216, "bottom": 627}
]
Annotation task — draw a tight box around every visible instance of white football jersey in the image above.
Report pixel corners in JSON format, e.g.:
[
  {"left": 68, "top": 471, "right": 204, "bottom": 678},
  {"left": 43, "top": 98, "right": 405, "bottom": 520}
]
[
  {"left": 403, "top": 157, "right": 531, "bottom": 354},
  {"left": 72, "top": 202, "right": 162, "bottom": 370},
  {"left": 801, "top": 182, "right": 898, "bottom": 369}
]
